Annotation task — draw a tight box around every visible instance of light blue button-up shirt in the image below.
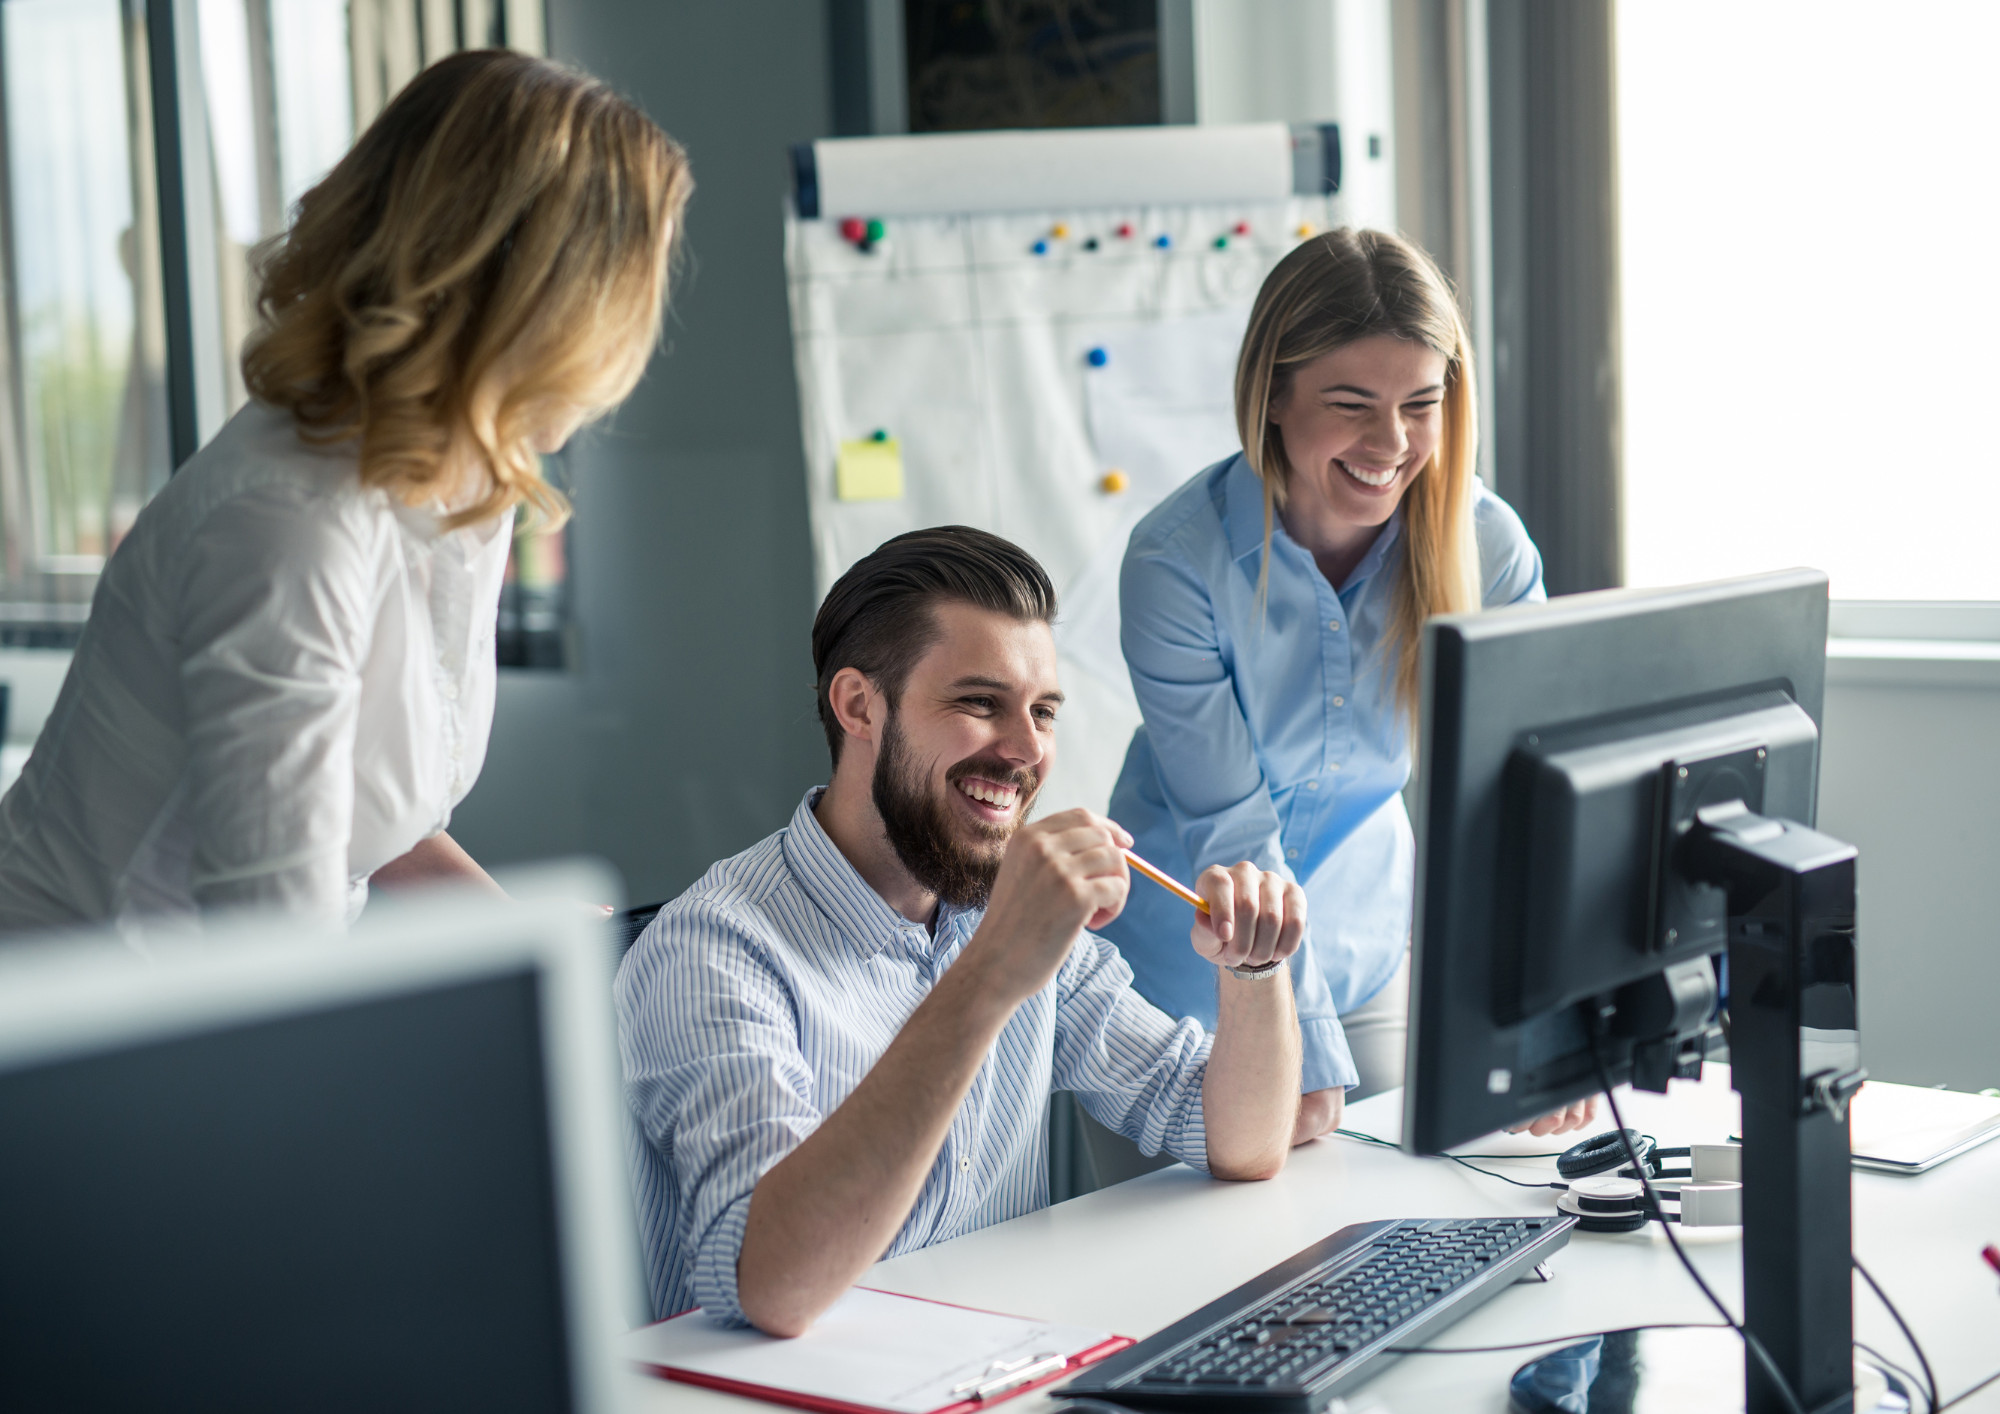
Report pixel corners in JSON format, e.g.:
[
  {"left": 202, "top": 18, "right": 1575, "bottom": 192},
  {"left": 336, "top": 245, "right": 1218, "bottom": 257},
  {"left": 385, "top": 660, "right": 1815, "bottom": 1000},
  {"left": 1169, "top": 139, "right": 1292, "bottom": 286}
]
[
  {"left": 616, "top": 789, "right": 1214, "bottom": 1323},
  {"left": 1100, "top": 454, "right": 1544, "bottom": 1092}
]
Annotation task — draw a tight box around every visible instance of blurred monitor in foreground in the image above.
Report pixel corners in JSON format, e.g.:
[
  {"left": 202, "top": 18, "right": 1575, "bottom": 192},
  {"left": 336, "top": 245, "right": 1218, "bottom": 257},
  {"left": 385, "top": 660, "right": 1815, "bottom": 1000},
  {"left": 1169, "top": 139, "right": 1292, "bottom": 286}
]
[
  {"left": 1404, "top": 569, "right": 1829, "bottom": 1152},
  {"left": 0, "top": 874, "right": 640, "bottom": 1414}
]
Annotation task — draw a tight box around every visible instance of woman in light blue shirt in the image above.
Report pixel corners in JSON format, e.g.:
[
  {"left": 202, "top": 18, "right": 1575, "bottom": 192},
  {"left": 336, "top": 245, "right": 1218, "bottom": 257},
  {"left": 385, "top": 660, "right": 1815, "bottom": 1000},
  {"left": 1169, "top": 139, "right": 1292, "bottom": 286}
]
[{"left": 1101, "top": 229, "right": 1590, "bottom": 1140}]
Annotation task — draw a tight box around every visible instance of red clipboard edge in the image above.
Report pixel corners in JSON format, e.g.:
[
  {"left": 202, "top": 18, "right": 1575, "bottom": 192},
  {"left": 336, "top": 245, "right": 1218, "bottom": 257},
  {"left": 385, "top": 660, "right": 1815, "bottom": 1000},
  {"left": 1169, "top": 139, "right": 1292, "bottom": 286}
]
[{"left": 628, "top": 1329, "right": 1133, "bottom": 1414}]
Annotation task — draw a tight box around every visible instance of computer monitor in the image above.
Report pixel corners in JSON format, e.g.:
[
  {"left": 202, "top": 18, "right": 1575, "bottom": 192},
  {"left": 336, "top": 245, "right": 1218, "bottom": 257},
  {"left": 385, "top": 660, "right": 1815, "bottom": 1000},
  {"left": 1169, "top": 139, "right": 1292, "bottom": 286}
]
[
  {"left": 0, "top": 875, "right": 641, "bottom": 1414},
  {"left": 1405, "top": 568, "right": 1829, "bottom": 1148},
  {"left": 1404, "top": 568, "right": 1863, "bottom": 1413}
]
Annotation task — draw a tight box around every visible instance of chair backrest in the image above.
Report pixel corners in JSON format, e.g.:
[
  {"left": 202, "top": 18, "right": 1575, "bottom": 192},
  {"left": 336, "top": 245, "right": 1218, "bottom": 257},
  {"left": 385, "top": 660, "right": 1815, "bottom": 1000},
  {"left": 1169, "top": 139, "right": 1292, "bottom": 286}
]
[{"left": 612, "top": 903, "right": 665, "bottom": 964}]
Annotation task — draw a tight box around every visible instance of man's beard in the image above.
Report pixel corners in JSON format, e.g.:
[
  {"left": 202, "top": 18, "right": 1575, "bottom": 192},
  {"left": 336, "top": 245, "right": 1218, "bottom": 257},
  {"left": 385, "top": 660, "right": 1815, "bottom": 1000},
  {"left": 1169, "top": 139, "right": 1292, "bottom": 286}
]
[{"left": 872, "top": 711, "right": 1041, "bottom": 910}]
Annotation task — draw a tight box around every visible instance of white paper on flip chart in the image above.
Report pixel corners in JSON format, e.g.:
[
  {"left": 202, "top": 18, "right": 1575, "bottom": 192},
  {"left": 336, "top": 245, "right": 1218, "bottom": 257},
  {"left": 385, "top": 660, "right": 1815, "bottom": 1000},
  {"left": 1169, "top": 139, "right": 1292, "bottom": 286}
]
[
  {"left": 786, "top": 184, "right": 1365, "bottom": 818},
  {"left": 620, "top": 1286, "right": 1116, "bottom": 1414},
  {"left": 1059, "top": 306, "right": 1249, "bottom": 700}
]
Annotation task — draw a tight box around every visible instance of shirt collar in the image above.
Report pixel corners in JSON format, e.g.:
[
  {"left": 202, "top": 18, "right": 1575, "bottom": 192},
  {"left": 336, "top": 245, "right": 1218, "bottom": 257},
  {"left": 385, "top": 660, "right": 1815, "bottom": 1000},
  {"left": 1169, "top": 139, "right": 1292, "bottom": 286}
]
[
  {"left": 780, "top": 788, "right": 981, "bottom": 958},
  {"left": 1342, "top": 511, "right": 1404, "bottom": 591},
  {"left": 1222, "top": 451, "right": 1406, "bottom": 592}
]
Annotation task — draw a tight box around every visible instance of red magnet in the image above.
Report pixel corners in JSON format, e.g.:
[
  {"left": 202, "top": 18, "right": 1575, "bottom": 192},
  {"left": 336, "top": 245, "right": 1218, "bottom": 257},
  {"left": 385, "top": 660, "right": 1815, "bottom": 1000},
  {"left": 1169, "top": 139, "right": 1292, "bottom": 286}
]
[
  {"left": 1234, "top": 221, "right": 1251, "bottom": 235},
  {"left": 1116, "top": 222, "right": 1134, "bottom": 238},
  {"left": 839, "top": 217, "right": 866, "bottom": 243}
]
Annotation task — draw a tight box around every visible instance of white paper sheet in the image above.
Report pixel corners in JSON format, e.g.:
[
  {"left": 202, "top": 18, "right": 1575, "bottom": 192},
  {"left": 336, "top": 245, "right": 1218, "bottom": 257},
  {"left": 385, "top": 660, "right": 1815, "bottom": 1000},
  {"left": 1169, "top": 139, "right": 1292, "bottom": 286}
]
[{"left": 621, "top": 1287, "right": 1117, "bottom": 1414}]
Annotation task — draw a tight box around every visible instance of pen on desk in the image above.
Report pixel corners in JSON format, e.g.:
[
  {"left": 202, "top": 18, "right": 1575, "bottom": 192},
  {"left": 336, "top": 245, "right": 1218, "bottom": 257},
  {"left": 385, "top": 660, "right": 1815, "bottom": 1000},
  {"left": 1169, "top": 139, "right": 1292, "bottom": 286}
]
[
  {"left": 1122, "top": 849, "right": 1210, "bottom": 916},
  {"left": 971, "top": 1352, "right": 1067, "bottom": 1400}
]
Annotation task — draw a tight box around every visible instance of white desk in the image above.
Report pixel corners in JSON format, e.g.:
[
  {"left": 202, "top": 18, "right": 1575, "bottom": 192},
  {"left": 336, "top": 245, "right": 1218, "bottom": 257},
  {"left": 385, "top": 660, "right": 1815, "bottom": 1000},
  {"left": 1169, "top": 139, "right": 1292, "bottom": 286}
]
[{"left": 627, "top": 1067, "right": 2000, "bottom": 1412}]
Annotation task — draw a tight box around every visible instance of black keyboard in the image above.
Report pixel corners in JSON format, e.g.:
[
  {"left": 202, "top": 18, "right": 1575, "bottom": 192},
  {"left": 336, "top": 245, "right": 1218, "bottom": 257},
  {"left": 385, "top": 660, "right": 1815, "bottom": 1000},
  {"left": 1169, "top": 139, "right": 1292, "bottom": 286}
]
[{"left": 1061, "top": 1215, "right": 1576, "bottom": 1412}]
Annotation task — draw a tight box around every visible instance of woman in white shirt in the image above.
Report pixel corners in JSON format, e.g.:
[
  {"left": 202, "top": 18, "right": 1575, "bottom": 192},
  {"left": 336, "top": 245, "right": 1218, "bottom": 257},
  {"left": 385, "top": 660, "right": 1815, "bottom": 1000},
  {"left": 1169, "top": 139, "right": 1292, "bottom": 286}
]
[{"left": 0, "top": 50, "right": 691, "bottom": 929}]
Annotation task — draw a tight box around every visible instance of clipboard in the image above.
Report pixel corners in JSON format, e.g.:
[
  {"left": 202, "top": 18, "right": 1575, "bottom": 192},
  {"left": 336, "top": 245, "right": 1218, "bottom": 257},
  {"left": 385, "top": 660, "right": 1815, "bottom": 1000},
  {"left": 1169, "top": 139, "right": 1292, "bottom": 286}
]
[{"left": 620, "top": 1286, "right": 1132, "bottom": 1414}]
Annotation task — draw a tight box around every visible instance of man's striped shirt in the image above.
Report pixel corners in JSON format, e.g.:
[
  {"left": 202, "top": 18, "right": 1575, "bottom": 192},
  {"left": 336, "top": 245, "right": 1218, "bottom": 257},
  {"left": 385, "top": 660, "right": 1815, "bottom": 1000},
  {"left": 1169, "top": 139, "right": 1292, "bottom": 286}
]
[{"left": 615, "top": 789, "right": 1213, "bottom": 1323}]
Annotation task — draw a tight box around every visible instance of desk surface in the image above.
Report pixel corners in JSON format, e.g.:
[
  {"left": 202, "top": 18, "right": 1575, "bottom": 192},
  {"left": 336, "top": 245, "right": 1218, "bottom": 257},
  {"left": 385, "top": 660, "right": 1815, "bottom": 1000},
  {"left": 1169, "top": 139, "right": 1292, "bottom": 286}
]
[{"left": 627, "top": 1067, "right": 1999, "bottom": 1412}]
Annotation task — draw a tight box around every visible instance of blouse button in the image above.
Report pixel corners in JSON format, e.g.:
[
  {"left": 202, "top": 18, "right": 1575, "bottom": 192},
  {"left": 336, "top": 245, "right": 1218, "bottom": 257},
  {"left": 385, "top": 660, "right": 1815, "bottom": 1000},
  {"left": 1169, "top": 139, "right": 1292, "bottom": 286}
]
[
  {"left": 1328, "top": 620, "right": 1341, "bottom": 632},
  {"left": 1332, "top": 695, "right": 1345, "bottom": 707},
  {"left": 958, "top": 1155, "right": 971, "bottom": 1173},
  {"left": 1330, "top": 762, "right": 1342, "bottom": 772},
  {"left": 1306, "top": 780, "right": 1319, "bottom": 791},
  {"left": 1286, "top": 848, "right": 1300, "bottom": 860}
]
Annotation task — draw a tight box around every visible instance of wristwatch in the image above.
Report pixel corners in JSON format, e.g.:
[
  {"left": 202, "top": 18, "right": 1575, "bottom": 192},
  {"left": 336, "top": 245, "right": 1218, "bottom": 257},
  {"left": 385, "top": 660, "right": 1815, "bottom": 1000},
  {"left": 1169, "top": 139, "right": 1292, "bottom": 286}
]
[{"left": 1225, "top": 959, "right": 1285, "bottom": 981}]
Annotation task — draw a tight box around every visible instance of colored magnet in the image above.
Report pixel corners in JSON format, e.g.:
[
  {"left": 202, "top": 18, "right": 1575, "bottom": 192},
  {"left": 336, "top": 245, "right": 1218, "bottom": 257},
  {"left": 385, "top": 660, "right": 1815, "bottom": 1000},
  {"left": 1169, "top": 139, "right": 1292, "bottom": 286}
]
[
  {"left": 1295, "top": 222, "right": 1317, "bottom": 238},
  {"left": 1213, "top": 235, "right": 1229, "bottom": 249},
  {"left": 865, "top": 218, "right": 885, "bottom": 241},
  {"left": 1052, "top": 222, "right": 1070, "bottom": 238},
  {"left": 1100, "top": 469, "right": 1130, "bottom": 494},
  {"left": 1116, "top": 222, "right": 1134, "bottom": 238},
  {"left": 1234, "top": 221, "right": 1251, "bottom": 235},
  {"left": 1154, "top": 233, "right": 1171, "bottom": 249},
  {"left": 839, "top": 217, "right": 866, "bottom": 242},
  {"left": 870, "top": 427, "right": 889, "bottom": 442},
  {"left": 1086, "top": 346, "right": 1108, "bottom": 368},
  {"left": 1083, "top": 237, "right": 1100, "bottom": 251},
  {"left": 837, "top": 438, "right": 904, "bottom": 502},
  {"left": 1031, "top": 239, "right": 1050, "bottom": 256}
]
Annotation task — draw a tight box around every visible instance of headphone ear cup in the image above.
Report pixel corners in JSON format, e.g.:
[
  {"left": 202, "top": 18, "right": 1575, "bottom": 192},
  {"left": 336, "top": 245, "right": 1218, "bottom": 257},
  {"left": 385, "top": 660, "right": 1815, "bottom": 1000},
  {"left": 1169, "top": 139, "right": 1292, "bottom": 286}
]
[
  {"left": 1557, "top": 1128, "right": 1656, "bottom": 1181},
  {"left": 1558, "top": 1175, "right": 1652, "bottom": 1233}
]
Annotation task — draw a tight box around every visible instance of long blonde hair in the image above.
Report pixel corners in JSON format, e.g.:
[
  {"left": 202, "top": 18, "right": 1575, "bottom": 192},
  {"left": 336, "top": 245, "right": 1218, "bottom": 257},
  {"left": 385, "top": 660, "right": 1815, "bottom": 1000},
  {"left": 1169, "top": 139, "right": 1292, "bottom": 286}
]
[
  {"left": 243, "top": 50, "right": 692, "bottom": 530},
  {"left": 1235, "top": 228, "right": 1482, "bottom": 720}
]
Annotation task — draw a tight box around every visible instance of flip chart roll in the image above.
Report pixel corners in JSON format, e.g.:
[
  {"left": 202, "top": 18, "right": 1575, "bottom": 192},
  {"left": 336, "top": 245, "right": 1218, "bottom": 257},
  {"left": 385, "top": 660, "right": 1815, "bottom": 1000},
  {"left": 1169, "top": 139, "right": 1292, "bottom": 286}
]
[{"left": 793, "top": 122, "right": 1337, "bottom": 219}]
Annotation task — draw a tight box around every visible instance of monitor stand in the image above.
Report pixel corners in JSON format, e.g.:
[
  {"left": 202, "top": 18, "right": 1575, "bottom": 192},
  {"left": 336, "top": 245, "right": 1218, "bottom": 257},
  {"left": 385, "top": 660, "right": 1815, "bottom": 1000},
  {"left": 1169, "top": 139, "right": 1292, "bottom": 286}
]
[{"left": 1516, "top": 803, "right": 1876, "bottom": 1414}]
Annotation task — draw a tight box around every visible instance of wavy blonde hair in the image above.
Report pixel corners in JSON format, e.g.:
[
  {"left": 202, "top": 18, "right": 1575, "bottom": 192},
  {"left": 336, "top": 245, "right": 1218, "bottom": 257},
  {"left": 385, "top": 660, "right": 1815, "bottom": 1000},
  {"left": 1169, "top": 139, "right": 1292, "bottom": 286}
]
[
  {"left": 1236, "top": 228, "right": 1482, "bottom": 720},
  {"left": 243, "top": 49, "right": 692, "bottom": 530}
]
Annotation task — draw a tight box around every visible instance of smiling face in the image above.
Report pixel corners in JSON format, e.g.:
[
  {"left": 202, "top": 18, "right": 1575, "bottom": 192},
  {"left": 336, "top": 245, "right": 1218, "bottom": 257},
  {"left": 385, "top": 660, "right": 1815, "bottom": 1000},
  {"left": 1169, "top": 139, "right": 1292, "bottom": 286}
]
[
  {"left": 1269, "top": 333, "right": 1449, "bottom": 535},
  {"left": 867, "top": 601, "right": 1060, "bottom": 907}
]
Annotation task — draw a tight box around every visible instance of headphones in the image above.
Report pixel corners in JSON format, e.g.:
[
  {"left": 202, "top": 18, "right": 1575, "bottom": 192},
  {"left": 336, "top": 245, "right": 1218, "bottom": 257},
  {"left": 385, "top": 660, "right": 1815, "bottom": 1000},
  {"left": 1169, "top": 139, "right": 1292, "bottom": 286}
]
[
  {"left": 1555, "top": 1128, "right": 1690, "bottom": 1183},
  {"left": 1551, "top": 1130, "right": 1738, "bottom": 1233}
]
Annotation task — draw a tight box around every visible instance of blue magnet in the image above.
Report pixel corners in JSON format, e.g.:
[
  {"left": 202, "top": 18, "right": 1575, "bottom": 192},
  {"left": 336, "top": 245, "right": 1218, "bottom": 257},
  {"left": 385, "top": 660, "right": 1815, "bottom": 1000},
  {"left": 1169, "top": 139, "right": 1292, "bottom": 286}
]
[
  {"left": 1031, "top": 238, "right": 1050, "bottom": 256},
  {"left": 1086, "top": 347, "right": 1109, "bottom": 368},
  {"left": 1154, "top": 233, "right": 1172, "bottom": 249}
]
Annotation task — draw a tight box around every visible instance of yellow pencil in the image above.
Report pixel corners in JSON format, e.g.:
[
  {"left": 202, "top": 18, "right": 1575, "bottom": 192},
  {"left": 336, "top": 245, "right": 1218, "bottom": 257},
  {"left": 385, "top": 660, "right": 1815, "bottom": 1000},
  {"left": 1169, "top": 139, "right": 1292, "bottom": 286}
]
[{"left": 1122, "top": 848, "right": 1211, "bottom": 916}]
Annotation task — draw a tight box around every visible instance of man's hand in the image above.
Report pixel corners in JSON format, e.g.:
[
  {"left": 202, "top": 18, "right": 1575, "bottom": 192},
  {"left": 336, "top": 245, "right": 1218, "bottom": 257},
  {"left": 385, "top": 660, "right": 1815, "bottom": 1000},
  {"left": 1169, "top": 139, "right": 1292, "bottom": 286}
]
[
  {"left": 962, "top": 810, "right": 1133, "bottom": 1006},
  {"left": 1189, "top": 862, "right": 1307, "bottom": 973},
  {"left": 1507, "top": 1096, "right": 1598, "bottom": 1137},
  {"left": 1292, "top": 1086, "right": 1345, "bottom": 1145}
]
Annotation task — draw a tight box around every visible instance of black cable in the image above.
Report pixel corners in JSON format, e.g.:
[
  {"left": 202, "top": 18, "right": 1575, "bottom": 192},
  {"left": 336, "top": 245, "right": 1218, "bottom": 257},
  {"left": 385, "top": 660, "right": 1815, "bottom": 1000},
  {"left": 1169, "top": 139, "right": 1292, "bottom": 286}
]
[
  {"left": 1938, "top": 1364, "right": 2000, "bottom": 1412},
  {"left": 1855, "top": 1339, "right": 1932, "bottom": 1414},
  {"left": 1334, "top": 1128, "right": 1568, "bottom": 1160},
  {"left": 1384, "top": 1321, "right": 1731, "bottom": 1354},
  {"left": 1589, "top": 1037, "right": 1809, "bottom": 1414},
  {"left": 1441, "top": 1153, "right": 1566, "bottom": 1190},
  {"left": 1853, "top": 1255, "right": 1940, "bottom": 1414}
]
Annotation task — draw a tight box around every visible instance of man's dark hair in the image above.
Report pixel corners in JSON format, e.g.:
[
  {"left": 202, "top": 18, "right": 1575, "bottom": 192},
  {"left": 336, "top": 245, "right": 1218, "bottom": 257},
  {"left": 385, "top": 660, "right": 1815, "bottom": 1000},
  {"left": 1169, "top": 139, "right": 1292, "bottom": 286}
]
[{"left": 812, "top": 526, "right": 1057, "bottom": 764}]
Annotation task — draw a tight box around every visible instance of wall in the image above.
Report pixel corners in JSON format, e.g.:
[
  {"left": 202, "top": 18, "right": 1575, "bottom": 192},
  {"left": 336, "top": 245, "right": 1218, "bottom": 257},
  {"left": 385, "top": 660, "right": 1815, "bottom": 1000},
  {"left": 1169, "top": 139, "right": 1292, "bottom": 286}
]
[
  {"left": 1819, "top": 653, "right": 2000, "bottom": 1092},
  {"left": 444, "top": 0, "right": 834, "bottom": 905}
]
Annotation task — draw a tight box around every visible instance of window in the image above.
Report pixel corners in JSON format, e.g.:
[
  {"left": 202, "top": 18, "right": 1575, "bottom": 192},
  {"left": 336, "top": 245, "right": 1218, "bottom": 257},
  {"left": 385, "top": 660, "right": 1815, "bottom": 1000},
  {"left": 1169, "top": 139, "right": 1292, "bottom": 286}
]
[
  {"left": 0, "top": 0, "right": 564, "bottom": 663},
  {"left": 0, "top": 0, "right": 169, "bottom": 641},
  {"left": 1617, "top": 1, "right": 2000, "bottom": 603}
]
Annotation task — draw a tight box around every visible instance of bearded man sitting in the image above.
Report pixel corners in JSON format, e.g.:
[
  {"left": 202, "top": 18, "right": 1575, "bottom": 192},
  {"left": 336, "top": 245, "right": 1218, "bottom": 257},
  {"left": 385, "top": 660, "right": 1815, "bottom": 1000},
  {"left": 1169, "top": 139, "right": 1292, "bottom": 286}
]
[{"left": 616, "top": 526, "right": 1309, "bottom": 1335}]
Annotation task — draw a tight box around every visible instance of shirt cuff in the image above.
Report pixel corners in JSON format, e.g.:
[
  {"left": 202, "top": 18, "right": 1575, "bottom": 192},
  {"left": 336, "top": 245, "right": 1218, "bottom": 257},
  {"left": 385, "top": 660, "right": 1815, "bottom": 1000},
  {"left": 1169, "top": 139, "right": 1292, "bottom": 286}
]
[
  {"left": 690, "top": 1190, "right": 757, "bottom": 1327},
  {"left": 1299, "top": 1013, "right": 1360, "bottom": 1093}
]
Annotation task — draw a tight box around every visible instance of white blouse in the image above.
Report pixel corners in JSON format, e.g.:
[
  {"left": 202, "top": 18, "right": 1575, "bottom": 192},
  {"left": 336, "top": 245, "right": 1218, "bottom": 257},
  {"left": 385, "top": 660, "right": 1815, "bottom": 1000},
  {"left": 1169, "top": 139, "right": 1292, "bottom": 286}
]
[{"left": 0, "top": 401, "right": 512, "bottom": 930}]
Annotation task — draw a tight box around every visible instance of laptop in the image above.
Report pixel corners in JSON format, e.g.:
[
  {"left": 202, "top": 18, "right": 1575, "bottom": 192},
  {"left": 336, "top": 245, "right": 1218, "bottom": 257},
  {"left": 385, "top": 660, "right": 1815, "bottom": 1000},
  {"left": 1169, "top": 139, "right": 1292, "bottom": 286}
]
[{"left": 1848, "top": 1078, "right": 2000, "bottom": 1175}]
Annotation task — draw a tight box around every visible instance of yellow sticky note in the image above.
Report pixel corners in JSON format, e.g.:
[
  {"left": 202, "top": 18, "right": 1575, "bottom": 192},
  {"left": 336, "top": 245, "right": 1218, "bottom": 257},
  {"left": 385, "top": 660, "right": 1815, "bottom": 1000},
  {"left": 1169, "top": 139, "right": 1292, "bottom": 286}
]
[{"left": 836, "top": 438, "right": 904, "bottom": 501}]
